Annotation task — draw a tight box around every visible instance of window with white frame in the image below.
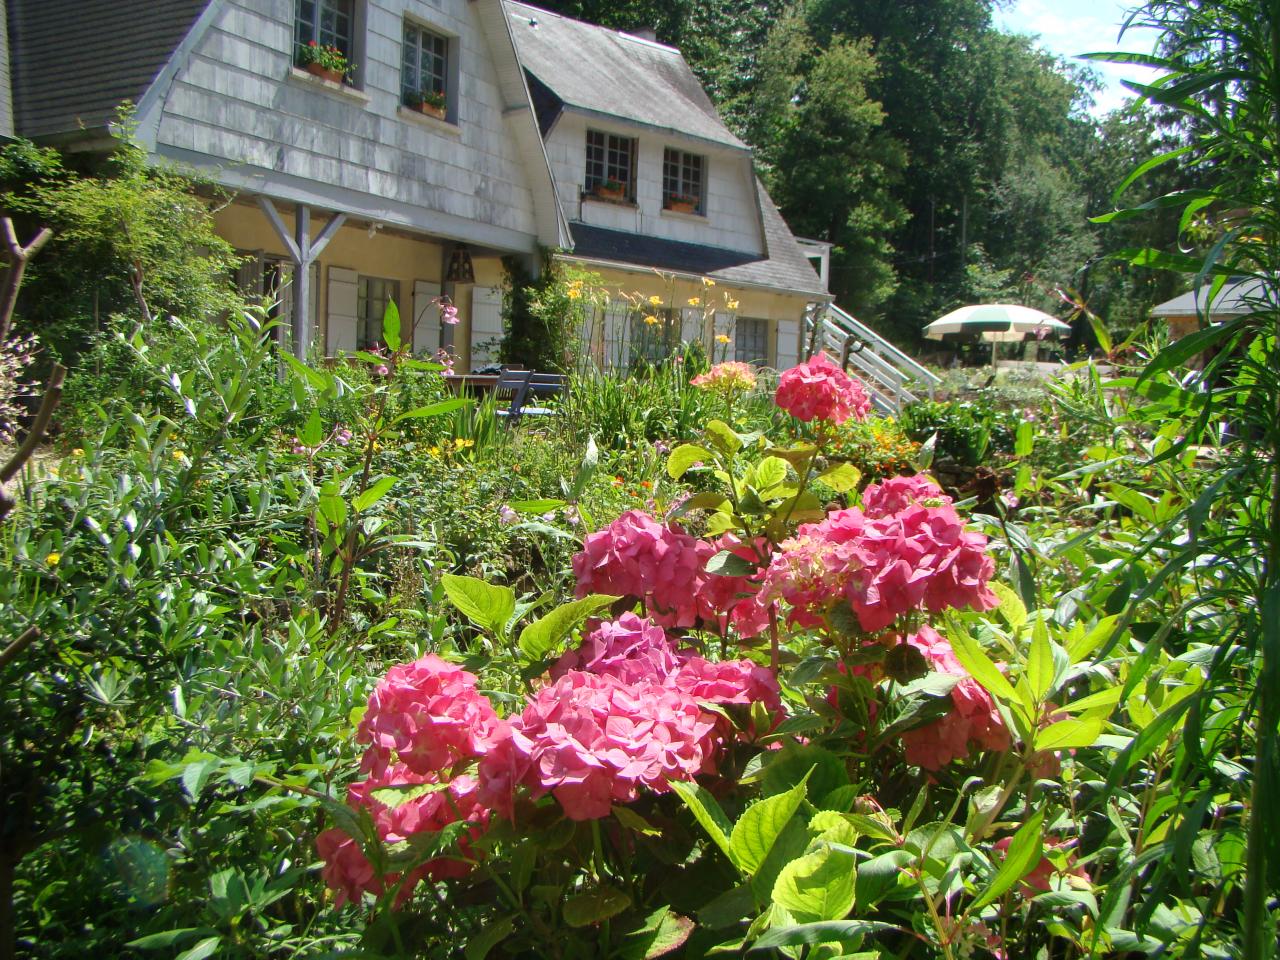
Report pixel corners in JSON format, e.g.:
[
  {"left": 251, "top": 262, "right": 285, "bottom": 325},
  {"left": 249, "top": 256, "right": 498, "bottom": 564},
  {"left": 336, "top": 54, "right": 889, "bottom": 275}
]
[
  {"left": 629, "top": 307, "right": 677, "bottom": 365},
  {"left": 295, "top": 0, "right": 355, "bottom": 65},
  {"left": 585, "top": 130, "right": 637, "bottom": 200},
  {"left": 402, "top": 21, "right": 450, "bottom": 112},
  {"left": 735, "top": 316, "right": 768, "bottom": 364},
  {"left": 663, "top": 148, "right": 705, "bottom": 213},
  {"left": 357, "top": 276, "right": 400, "bottom": 350}
]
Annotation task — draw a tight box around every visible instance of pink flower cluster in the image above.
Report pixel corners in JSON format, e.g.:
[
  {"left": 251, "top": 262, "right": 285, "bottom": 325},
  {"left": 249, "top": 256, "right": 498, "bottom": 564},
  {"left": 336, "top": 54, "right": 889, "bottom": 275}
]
[
  {"left": 320, "top": 620, "right": 785, "bottom": 896},
  {"left": 896, "top": 626, "right": 1010, "bottom": 770},
  {"left": 500, "top": 671, "right": 717, "bottom": 820},
  {"left": 573, "top": 514, "right": 767, "bottom": 635},
  {"left": 318, "top": 656, "right": 500, "bottom": 908},
  {"left": 691, "top": 361, "right": 757, "bottom": 392},
  {"left": 774, "top": 353, "right": 871, "bottom": 424},
  {"left": 761, "top": 475, "right": 997, "bottom": 632}
]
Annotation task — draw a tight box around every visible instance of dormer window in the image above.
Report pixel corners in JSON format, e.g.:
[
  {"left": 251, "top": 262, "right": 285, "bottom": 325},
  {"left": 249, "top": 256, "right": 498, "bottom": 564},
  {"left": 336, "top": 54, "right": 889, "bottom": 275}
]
[
  {"left": 585, "top": 130, "right": 636, "bottom": 203},
  {"left": 402, "top": 21, "right": 452, "bottom": 120},
  {"left": 663, "top": 148, "right": 705, "bottom": 214}
]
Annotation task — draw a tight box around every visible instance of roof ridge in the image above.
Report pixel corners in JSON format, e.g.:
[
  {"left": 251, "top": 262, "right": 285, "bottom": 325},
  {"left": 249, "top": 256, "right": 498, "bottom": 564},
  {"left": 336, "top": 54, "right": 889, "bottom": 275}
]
[{"left": 503, "top": 0, "right": 680, "bottom": 54}]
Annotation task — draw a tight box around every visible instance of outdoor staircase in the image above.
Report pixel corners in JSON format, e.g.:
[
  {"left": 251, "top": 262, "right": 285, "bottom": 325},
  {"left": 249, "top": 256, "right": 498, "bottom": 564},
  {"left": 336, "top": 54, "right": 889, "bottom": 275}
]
[{"left": 805, "top": 303, "right": 941, "bottom": 415}]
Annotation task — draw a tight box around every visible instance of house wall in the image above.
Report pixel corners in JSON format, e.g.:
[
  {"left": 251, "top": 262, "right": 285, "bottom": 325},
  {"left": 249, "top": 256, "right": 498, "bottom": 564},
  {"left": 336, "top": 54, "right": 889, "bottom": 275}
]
[
  {"left": 0, "top": 1, "right": 12, "bottom": 139},
  {"left": 543, "top": 112, "right": 764, "bottom": 255},
  {"left": 150, "top": 0, "right": 540, "bottom": 252},
  {"left": 215, "top": 200, "right": 504, "bottom": 368},
  {"left": 568, "top": 262, "right": 809, "bottom": 369}
]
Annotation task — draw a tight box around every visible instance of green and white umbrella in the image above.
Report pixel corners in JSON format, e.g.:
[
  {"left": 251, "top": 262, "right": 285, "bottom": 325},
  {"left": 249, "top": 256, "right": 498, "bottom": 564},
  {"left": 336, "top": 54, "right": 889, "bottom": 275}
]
[{"left": 924, "top": 303, "right": 1072, "bottom": 366}]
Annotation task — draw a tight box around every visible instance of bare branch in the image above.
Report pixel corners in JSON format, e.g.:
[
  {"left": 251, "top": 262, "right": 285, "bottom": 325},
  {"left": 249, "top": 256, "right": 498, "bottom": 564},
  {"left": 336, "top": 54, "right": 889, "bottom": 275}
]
[
  {"left": 0, "top": 219, "right": 53, "bottom": 342},
  {"left": 0, "top": 362, "right": 65, "bottom": 521}
]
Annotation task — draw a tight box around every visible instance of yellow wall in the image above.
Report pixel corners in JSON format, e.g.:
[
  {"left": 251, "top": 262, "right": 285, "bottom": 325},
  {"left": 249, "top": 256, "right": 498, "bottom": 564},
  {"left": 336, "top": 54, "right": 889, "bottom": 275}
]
[
  {"left": 214, "top": 201, "right": 505, "bottom": 365},
  {"left": 563, "top": 261, "right": 812, "bottom": 367}
]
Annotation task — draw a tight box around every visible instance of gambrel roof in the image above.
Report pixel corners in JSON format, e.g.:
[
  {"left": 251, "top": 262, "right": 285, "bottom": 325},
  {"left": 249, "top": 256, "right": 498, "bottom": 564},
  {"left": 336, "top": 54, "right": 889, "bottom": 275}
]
[
  {"left": 8, "top": 0, "right": 211, "bottom": 140},
  {"left": 504, "top": 0, "right": 747, "bottom": 152}
]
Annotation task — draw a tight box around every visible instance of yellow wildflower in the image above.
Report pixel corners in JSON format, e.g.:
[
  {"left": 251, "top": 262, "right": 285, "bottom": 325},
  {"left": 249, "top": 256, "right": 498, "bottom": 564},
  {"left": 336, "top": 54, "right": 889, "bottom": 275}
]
[
  {"left": 567, "top": 288, "right": 581, "bottom": 300},
  {"left": 46, "top": 552, "right": 61, "bottom": 567},
  {"left": 702, "top": 277, "right": 715, "bottom": 287},
  {"left": 454, "top": 438, "right": 474, "bottom": 449},
  {"left": 644, "top": 315, "right": 660, "bottom": 326},
  {"left": 687, "top": 297, "right": 701, "bottom": 307},
  {"left": 716, "top": 334, "right": 731, "bottom": 344},
  {"left": 727, "top": 299, "right": 740, "bottom": 311},
  {"left": 429, "top": 445, "right": 442, "bottom": 457},
  {"left": 648, "top": 295, "right": 663, "bottom": 306},
  {"left": 71, "top": 448, "right": 84, "bottom": 457}
]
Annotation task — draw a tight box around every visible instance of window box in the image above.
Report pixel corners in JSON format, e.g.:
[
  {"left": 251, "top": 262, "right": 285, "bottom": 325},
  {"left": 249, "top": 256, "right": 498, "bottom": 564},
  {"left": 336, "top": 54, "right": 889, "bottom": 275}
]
[
  {"left": 403, "top": 21, "right": 453, "bottom": 124},
  {"left": 664, "top": 148, "right": 705, "bottom": 216},
  {"left": 664, "top": 197, "right": 700, "bottom": 215},
  {"left": 304, "top": 61, "right": 345, "bottom": 84},
  {"left": 593, "top": 182, "right": 627, "bottom": 203}
]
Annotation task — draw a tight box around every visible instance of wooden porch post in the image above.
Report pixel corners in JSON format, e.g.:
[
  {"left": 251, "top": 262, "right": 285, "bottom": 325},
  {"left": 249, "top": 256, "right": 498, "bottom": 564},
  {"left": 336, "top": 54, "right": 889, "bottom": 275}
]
[{"left": 257, "top": 197, "right": 346, "bottom": 359}]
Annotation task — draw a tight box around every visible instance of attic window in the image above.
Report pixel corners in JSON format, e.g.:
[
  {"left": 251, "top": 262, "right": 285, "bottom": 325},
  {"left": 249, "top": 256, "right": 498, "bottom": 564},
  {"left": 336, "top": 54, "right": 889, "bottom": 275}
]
[
  {"left": 585, "top": 130, "right": 636, "bottom": 202},
  {"left": 295, "top": 0, "right": 355, "bottom": 66},
  {"left": 402, "top": 21, "right": 452, "bottom": 118},
  {"left": 663, "top": 148, "right": 705, "bottom": 214}
]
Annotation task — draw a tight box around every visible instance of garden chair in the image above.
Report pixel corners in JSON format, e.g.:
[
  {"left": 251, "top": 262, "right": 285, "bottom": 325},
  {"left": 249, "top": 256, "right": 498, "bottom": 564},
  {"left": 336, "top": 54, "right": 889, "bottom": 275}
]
[
  {"left": 492, "top": 367, "right": 533, "bottom": 424},
  {"left": 517, "top": 372, "right": 566, "bottom": 418}
]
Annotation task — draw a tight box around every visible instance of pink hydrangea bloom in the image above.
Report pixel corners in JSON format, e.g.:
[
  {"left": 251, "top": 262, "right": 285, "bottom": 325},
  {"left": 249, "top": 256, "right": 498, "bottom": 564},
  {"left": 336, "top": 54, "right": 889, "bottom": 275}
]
[
  {"left": 672, "top": 654, "right": 783, "bottom": 716},
  {"left": 761, "top": 490, "right": 997, "bottom": 632},
  {"left": 317, "top": 828, "right": 399, "bottom": 908},
  {"left": 693, "top": 533, "right": 770, "bottom": 637},
  {"left": 861, "top": 474, "right": 951, "bottom": 518},
  {"left": 774, "top": 353, "right": 871, "bottom": 424},
  {"left": 357, "top": 654, "right": 504, "bottom": 778},
  {"left": 896, "top": 626, "right": 1010, "bottom": 770},
  {"left": 572, "top": 510, "right": 705, "bottom": 628},
  {"left": 551, "top": 612, "right": 682, "bottom": 684},
  {"left": 507, "top": 671, "right": 718, "bottom": 820}
]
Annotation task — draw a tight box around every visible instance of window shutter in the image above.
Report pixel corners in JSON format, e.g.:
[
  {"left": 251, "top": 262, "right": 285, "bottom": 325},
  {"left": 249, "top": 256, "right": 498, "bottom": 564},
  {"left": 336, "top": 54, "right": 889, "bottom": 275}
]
[
  {"left": 327, "top": 266, "right": 359, "bottom": 355},
  {"left": 470, "top": 285, "right": 504, "bottom": 368},
  {"left": 775, "top": 318, "right": 800, "bottom": 370},
  {"left": 413, "top": 280, "right": 442, "bottom": 354},
  {"left": 680, "top": 307, "right": 705, "bottom": 349},
  {"left": 602, "top": 301, "right": 631, "bottom": 370}
]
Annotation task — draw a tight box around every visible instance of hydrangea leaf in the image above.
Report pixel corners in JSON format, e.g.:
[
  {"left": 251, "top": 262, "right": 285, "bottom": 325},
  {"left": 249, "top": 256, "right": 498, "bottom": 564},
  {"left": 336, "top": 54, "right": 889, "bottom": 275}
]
[
  {"left": 816, "top": 462, "right": 861, "bottom": 493},
  {"left": 730, "top": 770, "right": 811, "bottom": 876},
  {"left": 441, "top": 574, "right": 516, "bottom": 636},
  {"left": 382, "top": 299, "right": 401, "bottom": 350},
  {"left": 563, "top": 886, "right": 632, "bottom": 927},
  {"left": 517, "top": 593, "right": 618, "bottom": 660},
  {"left": 667, "top": 444, "right": 712, "bottom": 479},
  {"left": 771, "top": 844, "right": 857, "bottom": 923},
  {"left": 705, "top": 419, "right": 743, "bottom": 454},
  {"left": 669, "top": 780, "right": 733, "bottom": 861}
]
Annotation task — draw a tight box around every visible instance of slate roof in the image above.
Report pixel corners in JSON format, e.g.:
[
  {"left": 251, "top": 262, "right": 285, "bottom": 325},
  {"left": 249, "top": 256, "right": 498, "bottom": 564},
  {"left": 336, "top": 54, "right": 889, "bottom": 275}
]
[
  {"left": 565, "top": 179, "right": 829, "bottom": 298},
  {"left": 1149, "top": 277, "right": 1274, "bottom": 319},
  {"left": 504, "top": 0, "right": 747, "bottom": 151},
  {"left": 8, "top": 0, "right": 210, "bottom": 140}
]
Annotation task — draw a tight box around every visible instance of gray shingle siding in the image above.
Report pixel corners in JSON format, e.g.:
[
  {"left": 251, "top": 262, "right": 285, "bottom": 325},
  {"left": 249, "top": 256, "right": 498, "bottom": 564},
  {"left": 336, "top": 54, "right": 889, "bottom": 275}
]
[{"left": 9, "top": 0, "right": 210, "bottom": 139}]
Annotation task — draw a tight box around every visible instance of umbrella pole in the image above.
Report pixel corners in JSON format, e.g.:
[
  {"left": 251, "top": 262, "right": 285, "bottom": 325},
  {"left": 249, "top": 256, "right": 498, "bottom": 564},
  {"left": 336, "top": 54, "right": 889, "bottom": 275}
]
[{"left": 991, "top": 340, "right": 998, "bottom": 371}]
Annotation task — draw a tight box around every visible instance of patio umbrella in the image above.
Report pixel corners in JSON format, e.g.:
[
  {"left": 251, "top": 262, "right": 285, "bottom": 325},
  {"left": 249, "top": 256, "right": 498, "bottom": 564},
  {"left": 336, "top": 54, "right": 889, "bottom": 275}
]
[{"left": 923, "top": 303, "right": 1072, "bottom": 367}]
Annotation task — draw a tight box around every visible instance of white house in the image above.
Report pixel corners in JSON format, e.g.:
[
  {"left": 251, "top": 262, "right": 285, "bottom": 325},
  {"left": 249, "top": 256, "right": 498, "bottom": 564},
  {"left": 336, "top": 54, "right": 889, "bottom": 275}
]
[{"left": 4, "top": 0, "right": 829, "bottom": 370}]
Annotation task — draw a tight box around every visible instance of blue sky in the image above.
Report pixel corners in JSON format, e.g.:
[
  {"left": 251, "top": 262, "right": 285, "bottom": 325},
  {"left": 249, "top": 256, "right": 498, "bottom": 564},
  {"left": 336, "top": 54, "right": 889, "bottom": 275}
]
[{"left": 992, "top": 0, "right": 1164, "bottom": 115}]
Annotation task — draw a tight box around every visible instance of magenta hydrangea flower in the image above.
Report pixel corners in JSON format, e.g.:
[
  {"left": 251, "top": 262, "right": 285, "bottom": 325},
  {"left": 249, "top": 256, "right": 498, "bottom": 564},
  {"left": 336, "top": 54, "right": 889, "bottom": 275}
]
[
  {"left": 672, "top": 654, "right": 783, "bottom": 716},
  {"left": 506, "top": 671, "right": 718, "bottom": 820},
  {"left": 759, "top": 488, "right": 998, "bottom": 632},
  {"left": 896, "top": 626, "right": 1010, "bottom": 770},
  {"left": 317, "top": 762, "right": 487, "bottom": 908},
  {"left": 572, "top": 510, "right": 705, "bottom": 628},
  {"left": 692, "top": 533, "right": 770, "bottom": 637},
  {"left": 357, "top": 654, "right": 503, "bottom": 778},
  {"left": 860, "top": 474, "right": 951, "bottom": 518},
  {"left": 551, "top": 612, "right": 682, "bottom": 684},
  {"left": 774, "top": 353, "right": 871, "bottom": 424}
]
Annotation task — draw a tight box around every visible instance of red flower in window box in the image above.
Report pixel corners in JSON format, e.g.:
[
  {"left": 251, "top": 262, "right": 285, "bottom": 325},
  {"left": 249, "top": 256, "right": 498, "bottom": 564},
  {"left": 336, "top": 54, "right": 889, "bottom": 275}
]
[{"left": 297, "top": 41, "right": 353, "bottom": 84}]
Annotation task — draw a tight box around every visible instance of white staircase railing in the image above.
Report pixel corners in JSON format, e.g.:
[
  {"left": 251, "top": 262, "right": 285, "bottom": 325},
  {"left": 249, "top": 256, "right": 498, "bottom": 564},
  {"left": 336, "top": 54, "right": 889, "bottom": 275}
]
[{"left": 805, "top": 303, "right": 940, "bottom": 414}]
